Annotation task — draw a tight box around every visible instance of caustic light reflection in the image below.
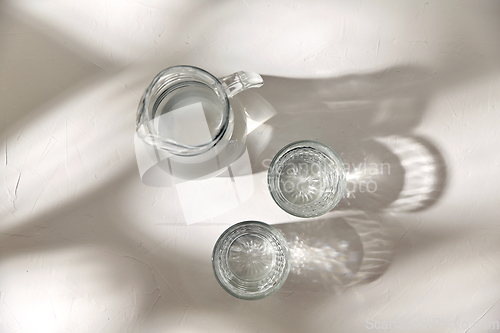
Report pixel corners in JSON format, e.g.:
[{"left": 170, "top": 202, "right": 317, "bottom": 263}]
[
  {"left": 339, "top": 134, "right": 446, "bottom": 213},
  {"left": 338, "top": 140, "right": 404, "bottom": 211},
  {"left": 276, "top": 214, "right": 393, "bottom": 292},
  {"left": 277, "top": 218, "right": 362, "bottom": 291},
  {"left": 380, "top": 135, "right": 447, "bottom": 212},
  {"left": 289, "top": 237, "right": 359, "bottom": 281}
]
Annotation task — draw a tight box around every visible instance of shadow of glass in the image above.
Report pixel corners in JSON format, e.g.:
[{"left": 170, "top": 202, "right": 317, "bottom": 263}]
[
  {"left": 275, "top": 213, "right": 394, "bottom": 294},
  {"left": 336, "top": 139, "right": 405, "bottom": 212},
  {"left": 336, "top": 134, "right": 447, "bottom": 212}
]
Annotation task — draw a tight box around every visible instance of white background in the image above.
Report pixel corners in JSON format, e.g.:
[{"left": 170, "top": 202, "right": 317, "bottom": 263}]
[{"left": 1, "top": 1, "right": 500, "bottom": 332}]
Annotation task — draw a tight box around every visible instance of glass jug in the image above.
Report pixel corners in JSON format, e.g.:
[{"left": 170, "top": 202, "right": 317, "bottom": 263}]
[{"left": 136, "top": 66, "right": 263, "bottom": 182}]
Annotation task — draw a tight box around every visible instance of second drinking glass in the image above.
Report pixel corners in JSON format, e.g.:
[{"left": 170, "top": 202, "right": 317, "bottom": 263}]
[{"left": 268, "top": 140, "right": 346, "bottom": 218}]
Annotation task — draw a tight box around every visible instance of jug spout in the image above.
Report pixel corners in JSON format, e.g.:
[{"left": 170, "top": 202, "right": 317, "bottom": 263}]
[{"left": 219, "top": 71, "right": 264, "bottom": 98}]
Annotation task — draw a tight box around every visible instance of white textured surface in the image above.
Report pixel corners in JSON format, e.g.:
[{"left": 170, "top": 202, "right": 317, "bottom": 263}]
[{"left": 1, "top": 1, "right": 500, "bottom": 332}]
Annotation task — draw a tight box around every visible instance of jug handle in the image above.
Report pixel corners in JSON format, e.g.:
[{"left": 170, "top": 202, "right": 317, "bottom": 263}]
[{"left": 219, "top": 71, "right": 264, "bottom": 98}]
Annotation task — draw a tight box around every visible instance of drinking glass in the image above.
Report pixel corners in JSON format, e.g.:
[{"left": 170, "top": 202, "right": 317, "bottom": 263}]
[
  {"left": 212, "top": 221, "right": 290, "bottom": 300},
  {"left": 267, "top": 140, "right": 346, "bottom": 218}
]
